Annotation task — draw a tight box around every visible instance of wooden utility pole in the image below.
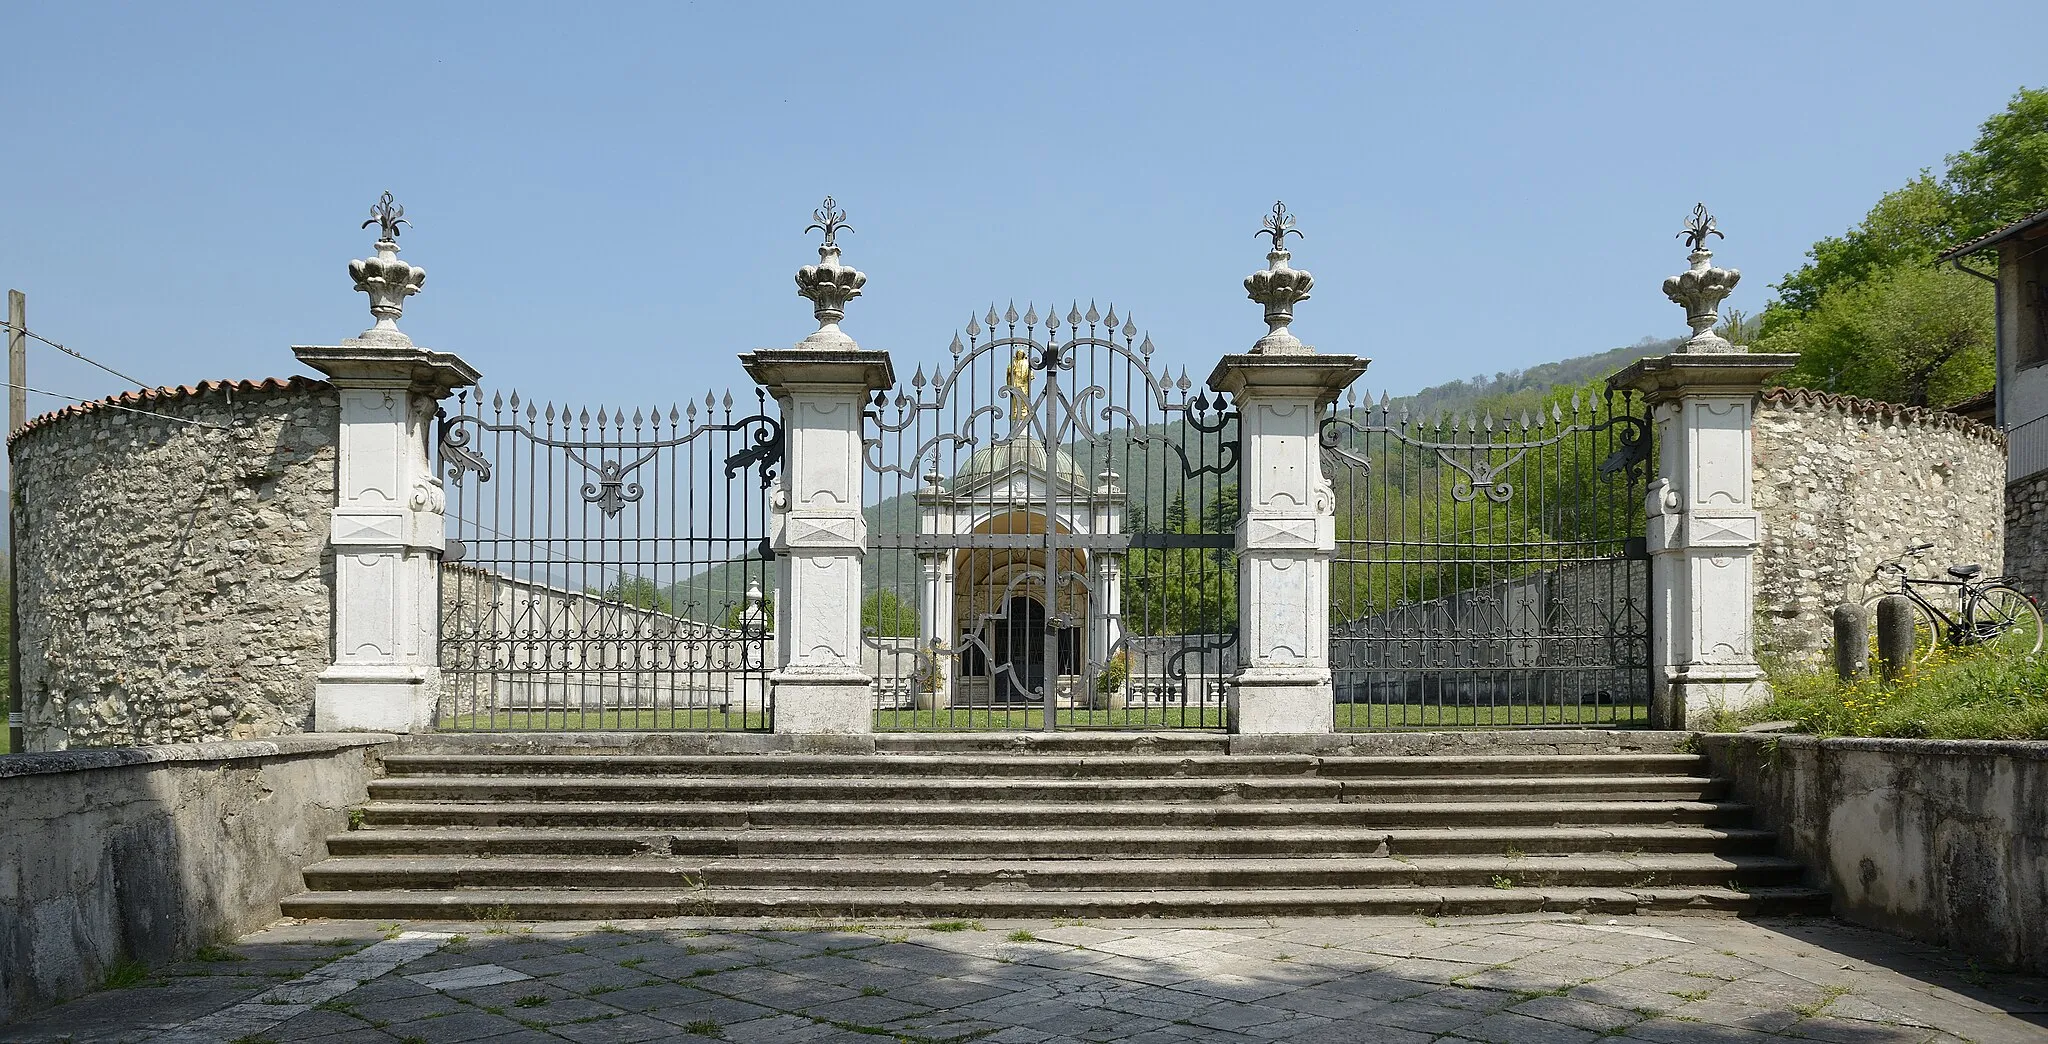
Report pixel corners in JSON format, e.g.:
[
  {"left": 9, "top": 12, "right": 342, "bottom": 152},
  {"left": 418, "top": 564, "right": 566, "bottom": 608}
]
[{"left": 8, "top": 288, "right": 23, "bottom": 753}]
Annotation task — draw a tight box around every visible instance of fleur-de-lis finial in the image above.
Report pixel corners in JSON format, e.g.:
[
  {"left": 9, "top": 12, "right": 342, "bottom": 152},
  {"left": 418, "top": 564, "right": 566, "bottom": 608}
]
[
  {"left": 805, "top": 196, "right": 852, "bottom": 249},
  {"left": 1678, "top": 202, "right": 1723, "bottom": 252},
  {"left": 1257, "top": 200, "right": 1303, "bottom": 249},
  {"left": 362, "top": 191, "right": 410, "bottom": 242}
]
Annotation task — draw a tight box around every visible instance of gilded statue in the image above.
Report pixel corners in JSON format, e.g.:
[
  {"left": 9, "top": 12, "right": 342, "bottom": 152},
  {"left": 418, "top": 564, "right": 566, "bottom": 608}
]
[{"left": 1005, "top": 346, "right": 1035, "bottom": 429}]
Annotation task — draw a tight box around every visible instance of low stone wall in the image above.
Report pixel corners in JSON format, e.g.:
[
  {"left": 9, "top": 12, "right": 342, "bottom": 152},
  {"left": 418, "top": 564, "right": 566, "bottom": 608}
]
[
  {"left": 8, "top": 378, "right": 339, "bottom": 750},
  {"left": 1702, "top": 733, "right": 2048, "bottom": 975},
  {"left": 1752, "top": 388, "right": 2005, "bottom": 666},
  {"left": 0, "top": 734, "right": 390, "bottom": 1023}
]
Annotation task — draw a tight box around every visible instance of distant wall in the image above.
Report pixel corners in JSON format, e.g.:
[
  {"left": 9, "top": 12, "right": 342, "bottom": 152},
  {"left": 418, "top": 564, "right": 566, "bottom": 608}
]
[
  {"left": 0, "top": 735, "right": 388, "bottom": 1024},
  {"left": 438, "top": 563, "right": 768, "bottom": 721},
  {"left": 9, "top": 379, "right": 339, "bottom": 750},
  {"left": 1752, "top": 388, "right": 2005, "bottom": 666}
]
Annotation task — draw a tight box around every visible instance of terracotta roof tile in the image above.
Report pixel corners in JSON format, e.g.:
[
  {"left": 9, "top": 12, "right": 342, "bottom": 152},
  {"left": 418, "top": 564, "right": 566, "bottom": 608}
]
[
  {"left": 7, "top": 376, "right": 333, "bottom": 446},
  {"left": 1936, "top": 207, "right": 2048, "bottom": 262},
  {"left": 1763, "top": 385, "right": 2003, "bottom": 443}
]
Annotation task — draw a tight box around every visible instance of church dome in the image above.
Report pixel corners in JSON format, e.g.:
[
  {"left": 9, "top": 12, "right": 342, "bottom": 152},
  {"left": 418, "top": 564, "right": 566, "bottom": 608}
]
[{"left": 952, "top": 436, "right": 1089, "bottom": 489}]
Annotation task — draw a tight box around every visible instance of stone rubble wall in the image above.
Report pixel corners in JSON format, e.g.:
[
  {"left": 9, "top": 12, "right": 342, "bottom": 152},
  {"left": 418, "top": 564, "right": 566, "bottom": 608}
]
[
  {"left": 2003, "top": 471, "right": 2048, "bottom": 601},
  {"left": 8, "top": 379, "right": 338, "bottom": 750},
  {"left": 1751, "top": 388, "right": 2005, "bottom": 667}
]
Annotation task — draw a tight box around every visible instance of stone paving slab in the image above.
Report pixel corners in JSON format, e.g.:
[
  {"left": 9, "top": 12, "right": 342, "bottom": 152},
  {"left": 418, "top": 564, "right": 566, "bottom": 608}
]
[{"left": 1, "top": 915, "right": 2044, "bottom": 1043}]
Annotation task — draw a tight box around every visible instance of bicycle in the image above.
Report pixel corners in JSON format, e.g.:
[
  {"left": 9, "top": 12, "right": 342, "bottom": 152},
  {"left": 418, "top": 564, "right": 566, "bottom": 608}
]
[{"left": 1859, "top": 543, "right": 2045, "bottom": 665}]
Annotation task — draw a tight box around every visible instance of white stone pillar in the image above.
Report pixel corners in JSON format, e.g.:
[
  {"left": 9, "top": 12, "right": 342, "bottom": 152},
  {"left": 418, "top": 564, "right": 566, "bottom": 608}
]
[
  {"left": 1204, "top": 203, "right": 1368, "bottom": 735},
  {"left": 1210, "top": 355, "right": 1367, "bottom": 733},
  {"left": 740, "top": 197, "right": 893, "bottom": 734},
  {"left": 1609, "top": 203, "right": 1796, "bottom": 728},
  {"left": 297, "top": 194, "right": 479, "bottom": 732},
  {"left": 1612, "top": 356, "right": 1792, "bottom": 727}
]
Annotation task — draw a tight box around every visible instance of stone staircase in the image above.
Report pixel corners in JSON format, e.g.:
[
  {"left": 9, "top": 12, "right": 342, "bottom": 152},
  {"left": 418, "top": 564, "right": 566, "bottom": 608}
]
[{"left": 280, "top": 732, "right": 1827, "bottom": 920}]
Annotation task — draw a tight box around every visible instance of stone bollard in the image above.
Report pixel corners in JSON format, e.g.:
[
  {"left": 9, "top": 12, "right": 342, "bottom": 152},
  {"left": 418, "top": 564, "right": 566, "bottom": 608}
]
[
  {"left": 1876, "top": 595, "right": 1917, "bottom": 683},
  {"left": 1832, "top": 603, "right": 1868, "bottom": 681}
]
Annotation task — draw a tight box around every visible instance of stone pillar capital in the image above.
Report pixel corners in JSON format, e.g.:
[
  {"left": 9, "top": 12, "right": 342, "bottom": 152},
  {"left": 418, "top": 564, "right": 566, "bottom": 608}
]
[
  {"left": 293, "top": 343, "right": 481, "bottom": 397},
  {"left": 1607, "top": 353, "right": 1796, "bottom": 405},
  {"left": 1207, "top": 353, "right": 1369, "bottom": 406},
  {"left": 740, "top": 347, "right": 895, "bottom": 396}
]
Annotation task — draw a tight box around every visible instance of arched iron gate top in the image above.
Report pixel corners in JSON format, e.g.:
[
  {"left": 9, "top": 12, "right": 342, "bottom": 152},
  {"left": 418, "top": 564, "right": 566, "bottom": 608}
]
[{"left": 863, "top": 304, "right": 1240, "bottom": 731}]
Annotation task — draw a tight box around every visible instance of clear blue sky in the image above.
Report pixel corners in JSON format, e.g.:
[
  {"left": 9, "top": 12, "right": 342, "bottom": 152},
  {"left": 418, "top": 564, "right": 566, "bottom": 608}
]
[{"left": 3, "top": 2, "right": 2043, "bottom": 416}]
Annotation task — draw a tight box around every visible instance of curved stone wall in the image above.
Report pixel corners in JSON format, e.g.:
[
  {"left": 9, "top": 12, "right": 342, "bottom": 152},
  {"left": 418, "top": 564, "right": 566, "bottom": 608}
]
[
  {"left": 1752, "top": 387, "right": 2005, "bottom": 666},
  {"left": 9, "top": 379, "right": 338, "bottom": 749}
]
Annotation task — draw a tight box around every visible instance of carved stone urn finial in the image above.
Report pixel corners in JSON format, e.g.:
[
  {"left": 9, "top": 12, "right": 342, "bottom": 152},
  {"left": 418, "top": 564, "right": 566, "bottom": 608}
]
[
  {"left": 794, "top": 195, "right": 868, "bottom": 349},
  {"left": 1244, "top": 201, "right": 1315, "bottom": 354},
  {"left": 1663, "top": 202, "right": 1742, "bottom": 353},
  {"left": 347, "top": 191, "right": 427, "bottom": 346}
]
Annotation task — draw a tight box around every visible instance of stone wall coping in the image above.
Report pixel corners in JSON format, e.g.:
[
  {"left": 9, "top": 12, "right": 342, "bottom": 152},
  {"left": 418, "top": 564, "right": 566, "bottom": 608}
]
[
  {"left": 7, "top": 375, "right": 335, "bottom": 448},
  {"left": 1703, "top": 731, "right": 2048, "bottom": 762},
  {"left": 1760, "top": 385, "right": 2005, "bottom": 445},
  {"left": 0, "top": 733, "right": 397, "bottom": 780}
]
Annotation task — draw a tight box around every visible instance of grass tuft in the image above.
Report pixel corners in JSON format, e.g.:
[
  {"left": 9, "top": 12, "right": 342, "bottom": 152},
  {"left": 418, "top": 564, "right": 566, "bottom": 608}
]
[{"left": 1729, "top": 641, "right": 2048, "bottom": 739}]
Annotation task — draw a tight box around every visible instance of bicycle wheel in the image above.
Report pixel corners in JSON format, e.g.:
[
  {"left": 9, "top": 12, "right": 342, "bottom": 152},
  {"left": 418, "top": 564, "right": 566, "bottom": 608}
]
[
  {"left": 1966, "top": 584, "right": 2045, "bottom": 658},
  {"left": 1859, "top": 593, "right": 1941, "bottom": 666}
]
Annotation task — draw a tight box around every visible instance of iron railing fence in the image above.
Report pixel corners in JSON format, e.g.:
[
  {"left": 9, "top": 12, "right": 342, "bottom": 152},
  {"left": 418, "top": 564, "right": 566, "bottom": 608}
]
[
  {"left": 1323, "top": 387, "right": 1653, "bottom": 729},
  {"left": 435, "top": 387, "right": 781, "bottom": 731},
  {"left": 862, "top": 303, "right": 1238, "bottom": 731}
]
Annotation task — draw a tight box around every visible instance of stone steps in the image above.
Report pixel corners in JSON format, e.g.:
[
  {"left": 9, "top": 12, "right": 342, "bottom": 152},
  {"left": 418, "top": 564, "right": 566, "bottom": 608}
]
[
  {"left": 363, "top": 774, "right": 1725, "bottom": 804},
  {"left": 300, "top": 852, "right": 1804, "bottom": 892},
  {"left": 352, "top": 798, "right": 1756, "bottom": 830},
  {"left": 284, "top": 738, "right": 1824, "bottom": 921},
  {"left": 279, "top": 884, "right": 1827, "bottom": 920},
  {"left": 328, "top": 823, "right": 1774, "bottom": 858},
  {"left": 376, "top": 752, "right": 1710, "bottom": 779}
]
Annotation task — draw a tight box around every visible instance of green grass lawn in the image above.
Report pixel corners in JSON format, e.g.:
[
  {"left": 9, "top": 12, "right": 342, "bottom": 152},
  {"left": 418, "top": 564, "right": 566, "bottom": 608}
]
[
  {"left": 874, "top": 707, "right": 1227, "bottom": 731},
  {"left": 434, "top": 702, "right": 1650, "bottom": 734},
  {"left": 1334, "top": 703, "right": 1650, "bottom": 730},
  {"left": 1732, "top": 643, "right": 2048, "bottom": 739},
  {"left": 440, "top": 709, "right": 772, "bottom": 731}
]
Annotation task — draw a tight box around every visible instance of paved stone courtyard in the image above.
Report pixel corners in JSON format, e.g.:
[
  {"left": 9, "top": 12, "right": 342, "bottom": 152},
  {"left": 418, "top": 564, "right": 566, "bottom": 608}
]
[{"left": 4, "top": 915, "right": 2044, "bottom": 1044}]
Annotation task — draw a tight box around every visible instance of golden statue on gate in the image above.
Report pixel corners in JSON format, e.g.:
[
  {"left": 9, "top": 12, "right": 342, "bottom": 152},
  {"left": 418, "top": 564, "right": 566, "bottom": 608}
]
[{"left": 1005, "top": 345, "right": 1035, "bottom": 430}]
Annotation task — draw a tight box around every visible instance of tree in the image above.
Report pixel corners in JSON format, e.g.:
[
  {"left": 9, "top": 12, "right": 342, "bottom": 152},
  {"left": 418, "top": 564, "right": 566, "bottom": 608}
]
[
  {"left": 590, "top": 574, "right": 671, "bottom": 613},
  {"left": 1761, "top": 87, "right": 2047, "bottom": 406},
  {"left": 1945, "top": 86, "right": 2048, "bottom": 233},
  {"left": 1765, "top": 265, "right": 1995, "bottom": 408},
  {"left": 862, "top": 590, "right": 918, "bottom": 637}
]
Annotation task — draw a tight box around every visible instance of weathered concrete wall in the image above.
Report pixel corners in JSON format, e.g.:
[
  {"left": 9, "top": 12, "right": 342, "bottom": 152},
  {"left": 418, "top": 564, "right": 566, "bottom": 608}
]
[
  {"left": 0, "top": 735, "right": 389, "bottom": 1024},
  {"left": 2004, "top": 470, "right": 2048, "bottom": 602},
  {"left": 8, "top": 378, "right": 339, "bottom": 750},
  {"left": 1752, "top": 388, "right": 2005, "bottom": 666},
  {"left": 1702, "top": 733, "right": 2048, "bottom": 975}
]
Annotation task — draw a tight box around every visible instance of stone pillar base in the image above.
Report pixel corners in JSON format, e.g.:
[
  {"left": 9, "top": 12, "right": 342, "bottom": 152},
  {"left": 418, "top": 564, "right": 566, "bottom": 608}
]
[
  {"left": 1229, "top": 669, "right": 1333, "bottom": 735},
  {"left": 1669, "top": 667, "right": 1770, "bottom": 730},
  {"left": 771, "top": 672, "right": 874, "bottom": 735},
  {"left": 313, "top": 667, "right": 436, "bottom": 733}
]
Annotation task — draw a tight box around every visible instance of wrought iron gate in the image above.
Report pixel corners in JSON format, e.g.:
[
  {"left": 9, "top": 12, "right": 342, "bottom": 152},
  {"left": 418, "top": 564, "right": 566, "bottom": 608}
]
[
  {"left": 435, "top": 387, "right": 782, "bottom": 731},
  {"left": 1322, "top": 388, "right": 1651, "bottom": 729},
  {"left": 864, "top": 303, "right": 1238, "bottom": 730}
]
